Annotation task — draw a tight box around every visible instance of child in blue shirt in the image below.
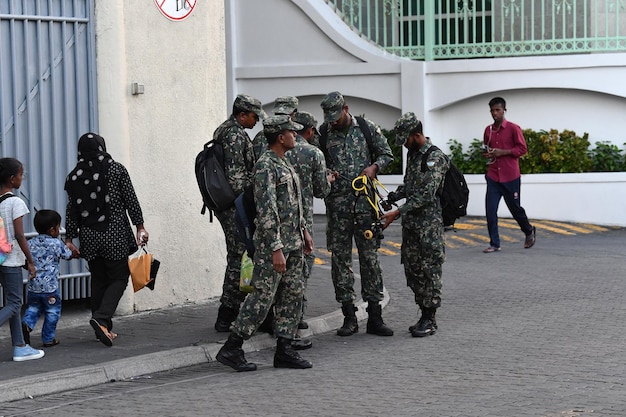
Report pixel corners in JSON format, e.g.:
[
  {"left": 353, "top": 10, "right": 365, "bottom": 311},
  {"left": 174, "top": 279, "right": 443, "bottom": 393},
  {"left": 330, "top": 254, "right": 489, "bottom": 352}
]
[{"left": 22, "top": 210, "right": 76, "bottom": 347}]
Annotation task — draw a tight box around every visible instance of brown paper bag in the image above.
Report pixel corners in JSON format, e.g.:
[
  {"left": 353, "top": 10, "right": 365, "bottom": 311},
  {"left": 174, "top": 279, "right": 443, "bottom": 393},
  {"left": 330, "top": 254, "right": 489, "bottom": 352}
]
[{"left": 129, "top": 247, "right": 153, "bottom": 292}]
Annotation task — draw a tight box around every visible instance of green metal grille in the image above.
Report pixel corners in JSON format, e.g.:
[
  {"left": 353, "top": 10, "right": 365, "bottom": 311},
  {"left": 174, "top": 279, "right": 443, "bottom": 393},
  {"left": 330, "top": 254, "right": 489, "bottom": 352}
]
[{"left": 325, "top": 0, "right": 626, "bottom": 60}]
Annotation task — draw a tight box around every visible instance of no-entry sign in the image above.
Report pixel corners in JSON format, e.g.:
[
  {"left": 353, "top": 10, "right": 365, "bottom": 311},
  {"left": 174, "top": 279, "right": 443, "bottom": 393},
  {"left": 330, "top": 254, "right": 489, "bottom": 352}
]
[{"left": 154, "top": 0, "right": 197, "bottom": 21}]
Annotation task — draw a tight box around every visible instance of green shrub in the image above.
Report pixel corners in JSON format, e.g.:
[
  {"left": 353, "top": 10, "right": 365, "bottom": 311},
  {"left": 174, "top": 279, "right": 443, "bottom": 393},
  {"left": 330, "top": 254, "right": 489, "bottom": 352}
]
[
  {"left": 447, "top": 128, "right": 619, "bottom": 174},
  {"left": 590, "top": 141, "right": 624, "bottom": 172},
  {"left": 380, "top": 128, "right": 402, "bottom": 174}
]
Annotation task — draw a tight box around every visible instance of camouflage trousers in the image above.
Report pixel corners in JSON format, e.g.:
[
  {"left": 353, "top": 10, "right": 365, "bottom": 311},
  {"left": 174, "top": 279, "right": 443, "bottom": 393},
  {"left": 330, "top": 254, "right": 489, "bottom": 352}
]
[
  {"left": 300, "top": 252, "right": 315, "bottom": 320},
  {"left": 215, "top": 207, "right": 247, "bottom": 310},
  {"left": 401, "top": 223, "right": 445, "bottom": 309},
  {"left": 326, "top": 194, "right": 384, "bottom": 304},
  {"left": 232, "top": 249, "right": 304, "bottom": 340}
]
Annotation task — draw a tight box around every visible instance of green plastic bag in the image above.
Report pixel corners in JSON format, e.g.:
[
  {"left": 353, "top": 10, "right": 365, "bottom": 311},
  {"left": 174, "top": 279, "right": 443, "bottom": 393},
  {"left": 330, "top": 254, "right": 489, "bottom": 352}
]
[{"left": 239, "top": 250, "right": 254, "bottom": 293}]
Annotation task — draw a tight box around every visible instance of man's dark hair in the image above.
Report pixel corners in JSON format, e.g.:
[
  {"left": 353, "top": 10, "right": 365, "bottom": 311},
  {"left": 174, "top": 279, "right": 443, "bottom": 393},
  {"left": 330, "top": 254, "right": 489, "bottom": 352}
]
[
  {"left": 33, "top": 209, "right": 62, "bottom": 234},
  {"left": 265, "top": 130, "right": 281, "bottom": 145},
  {"left": 489, "top": 97, "right": 507, "bottom": 108},
  {"left": 232, "top": 105, "right": 249, "bottom": 116}
]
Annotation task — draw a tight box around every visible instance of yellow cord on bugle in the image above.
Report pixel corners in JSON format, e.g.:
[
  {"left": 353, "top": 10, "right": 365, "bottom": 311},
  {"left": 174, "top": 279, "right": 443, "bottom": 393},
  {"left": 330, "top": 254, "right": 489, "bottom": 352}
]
[{"left": 351, "top": 175, "right": 383, "bottom": 218}]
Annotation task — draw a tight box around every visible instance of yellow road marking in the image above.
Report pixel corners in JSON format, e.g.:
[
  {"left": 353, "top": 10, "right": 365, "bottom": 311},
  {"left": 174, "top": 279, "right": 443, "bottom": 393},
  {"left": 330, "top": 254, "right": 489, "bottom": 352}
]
[
  {"left": 446, "top": 235, "right": 476, "bottom": 245},
  {"left": 539, "top": 220, "right": 608, "bottom": 234},
  {"left": 451, "top": 223, "right": 482, "bottom": 230},
  {"left": 577, "top": 223, "right": 611, "bottom": 232},
  {"left": 379, "top": 247, "right": 398, "bottom": 256},
  {"left": 314, "top": 258, "right": 326, "bottom": 265},
  {"left": 384, "top": 240, "right": 402, "bottom": 249},
  {"left": 532, "top": 222, "right": 575, "bottom": 235}
]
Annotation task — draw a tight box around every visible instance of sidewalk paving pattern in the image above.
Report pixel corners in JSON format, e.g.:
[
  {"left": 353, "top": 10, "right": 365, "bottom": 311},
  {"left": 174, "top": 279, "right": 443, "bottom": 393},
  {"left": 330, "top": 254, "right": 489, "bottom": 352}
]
[{"left": 0, "top": 216, "right": 623, "bottom": 411}]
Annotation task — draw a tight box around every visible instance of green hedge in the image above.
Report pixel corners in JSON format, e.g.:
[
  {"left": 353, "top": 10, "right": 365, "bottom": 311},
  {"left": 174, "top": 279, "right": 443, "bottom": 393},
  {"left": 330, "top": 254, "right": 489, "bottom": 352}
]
[{"left": 447, "top": 129, "right": 626, "bottom": 174}]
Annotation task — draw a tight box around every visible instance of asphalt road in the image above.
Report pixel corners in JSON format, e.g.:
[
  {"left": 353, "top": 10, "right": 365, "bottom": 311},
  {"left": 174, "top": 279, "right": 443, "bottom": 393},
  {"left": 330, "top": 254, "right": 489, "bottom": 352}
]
[{"left": 2, "top": 217, "right": 625, "bottom": 417}]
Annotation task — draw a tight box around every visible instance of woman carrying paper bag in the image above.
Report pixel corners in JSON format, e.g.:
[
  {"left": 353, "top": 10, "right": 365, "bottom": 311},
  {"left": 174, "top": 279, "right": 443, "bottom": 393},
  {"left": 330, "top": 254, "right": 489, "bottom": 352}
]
[{"left": 64, "top": 133, "right": 149, "bottom": 347}]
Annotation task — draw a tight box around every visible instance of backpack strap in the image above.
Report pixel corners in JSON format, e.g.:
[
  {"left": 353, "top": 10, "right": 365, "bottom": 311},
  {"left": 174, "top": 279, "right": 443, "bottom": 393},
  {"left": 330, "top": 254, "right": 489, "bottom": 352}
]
[
  {"left": 420, "top": 145, "right": 438, "bottom": 173},
  {"left": 0, "top": 193, "right": 16, "bottom": 204}
]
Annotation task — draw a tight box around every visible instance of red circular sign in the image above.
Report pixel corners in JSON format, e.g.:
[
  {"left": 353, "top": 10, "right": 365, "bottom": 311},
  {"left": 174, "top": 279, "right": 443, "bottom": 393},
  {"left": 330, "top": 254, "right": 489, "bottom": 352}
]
[{"left": 154, "top": 0, "right": 197, "bottom": 21}]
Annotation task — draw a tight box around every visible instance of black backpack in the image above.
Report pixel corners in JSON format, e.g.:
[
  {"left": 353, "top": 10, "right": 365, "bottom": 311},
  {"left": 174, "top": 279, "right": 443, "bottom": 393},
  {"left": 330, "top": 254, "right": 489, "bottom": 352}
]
[
  {"left": 234, "top": 185, "right": 256, "bottom": 257},
  {"left": 421, "top": 146, "right": 469, "bottom": 228},
  {"left": 195, "top": 140, "right": 236, "bottom": 221}
]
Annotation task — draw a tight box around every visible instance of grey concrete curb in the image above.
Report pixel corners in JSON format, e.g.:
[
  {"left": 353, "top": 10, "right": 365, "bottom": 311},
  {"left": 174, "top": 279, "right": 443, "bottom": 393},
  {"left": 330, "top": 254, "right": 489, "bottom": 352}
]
[{"left": 0, "top": 288, "right": 389, "bottom": 404}]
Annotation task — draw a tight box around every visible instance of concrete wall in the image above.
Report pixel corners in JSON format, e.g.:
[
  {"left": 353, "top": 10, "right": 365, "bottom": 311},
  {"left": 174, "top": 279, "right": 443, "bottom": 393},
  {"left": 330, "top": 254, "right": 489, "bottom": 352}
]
[
  {"left": 94, "top": 1, "right": 227, "bottom": 313},
  {"left": 232, "top": 0, "right": 626, "bottom": 228}
]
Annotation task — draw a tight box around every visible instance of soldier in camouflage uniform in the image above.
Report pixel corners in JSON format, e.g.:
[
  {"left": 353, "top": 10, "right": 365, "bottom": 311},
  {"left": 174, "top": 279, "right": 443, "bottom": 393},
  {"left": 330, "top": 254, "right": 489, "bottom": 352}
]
[
  {"left": 380, "top": 112, "right": 449, "bottom": 337},
  {"left": 319, "top": 91, "right": 394, "bottom": 337},
  {"left": 212, "top": 94, "right": 267, "bottom": 333},
  {"left": 217, "top": 115, "right": 314, "bottom": 372},
  {"left": 287, "top": 111, "right": 335, "bottom": 347},
  {"left": 252, "top": 96, "right": 298, "bottom": 160}
]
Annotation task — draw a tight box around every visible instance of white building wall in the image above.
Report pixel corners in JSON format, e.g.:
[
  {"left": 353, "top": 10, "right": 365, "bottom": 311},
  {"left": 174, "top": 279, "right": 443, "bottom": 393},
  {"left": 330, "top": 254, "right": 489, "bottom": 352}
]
[
  {"left": 95, "top": 1, "right": 227, "bottom": 312},
  {"left": 231, "top": 0, "right": 626, "bottom": 227}
]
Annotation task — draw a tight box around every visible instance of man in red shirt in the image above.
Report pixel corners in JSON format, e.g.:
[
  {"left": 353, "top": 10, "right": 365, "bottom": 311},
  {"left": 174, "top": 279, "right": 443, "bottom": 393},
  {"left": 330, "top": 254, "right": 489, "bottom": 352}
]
[{"left": 482, "top": 97, "right": 536, "bottom": 253}]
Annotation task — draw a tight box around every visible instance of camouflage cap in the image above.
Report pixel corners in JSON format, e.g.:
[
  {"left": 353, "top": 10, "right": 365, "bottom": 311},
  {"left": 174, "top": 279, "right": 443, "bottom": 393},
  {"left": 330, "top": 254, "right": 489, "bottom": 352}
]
[
  {"left": 320, "top": 91, "right": 345, "bottom": 123},
  {"left": 393, "top": 112, "right": 422, "bottom": 146},
  {"left": 272, "top": 96, "right": 299, "bottom": 115},
  {"left": 234, "top": 94, "right": 268, "bottom": 119},
  {"left": 263, "top": 114, "right": 304, "bottom": 134},
  {"left": 292, "top": 111, "right": 318, "bottom": 130}
]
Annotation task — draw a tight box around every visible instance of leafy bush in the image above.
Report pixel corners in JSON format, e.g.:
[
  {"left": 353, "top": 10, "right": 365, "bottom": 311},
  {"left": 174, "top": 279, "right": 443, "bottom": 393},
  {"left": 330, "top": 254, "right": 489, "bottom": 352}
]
[
  {"left": 590, "top": 141, "right": 625, "bottom": 172},
  {"left": 447, "top": 129, "right": 623, "bottom": 174},
  {"left": 380, "top": 128, "right": 402, "bottom": 174}
]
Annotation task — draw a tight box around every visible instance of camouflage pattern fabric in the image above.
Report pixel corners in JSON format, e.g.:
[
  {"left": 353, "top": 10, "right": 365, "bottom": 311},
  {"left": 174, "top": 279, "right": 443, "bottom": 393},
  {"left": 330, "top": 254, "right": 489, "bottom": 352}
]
[
  {"left": 214, "top": 207, "right": 247, "bottom": 309},
  {"left": 323, "top": 116, "right": 393, "bottom": 195},
  {"left": 394, "top": 141, "right": 449, "bottom": 308},
  {"left": 326, "top": 193, "right": 384, "bottom": 304},
  {"left": 231, "top": 149, "right": 305, "bottom": 339},
  {"left": 212, "top": 116, "right": 255, "bottom": 196},
  {"left": 322, "top": 115, "right": 393, "bottom": 305},
  {"left": 212, "top": 115, "right": 256, "bottom": 309},
  {"left": 251, "top": 96, "right": 298, "bottom": 160},
  {"left": 286, "top": 136, "right": 331, "bottom": 233},
  {"left": 252, "top": 130, "right": 268, "bottom": 161},
  {"left": 232, "top": 251, "right": 303, "bottom": 339},
  {"left": 286, "top": 135, "right": 331, "bottom": 318}
]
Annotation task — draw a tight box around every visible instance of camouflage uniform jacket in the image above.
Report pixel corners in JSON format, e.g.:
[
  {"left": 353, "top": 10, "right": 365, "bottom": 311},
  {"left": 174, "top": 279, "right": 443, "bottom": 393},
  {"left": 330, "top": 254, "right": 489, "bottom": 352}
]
[
  {"left": 323, "top": 115, "right": 393, "bottom": 196},
  {"left": 212, "top": 115, "right": 255, "bottom": 196},
  {"left": 253, "top": 149, "right": 305, "bottom": 262},
  {"left": 396, "top": 141, "right": 449, "bottom": 230},
  {"left": 252, "top": 130, "right": 268, "bottom": 161},
  {"left": 286, "top": 136, "right": 331, "bottom": 233}
]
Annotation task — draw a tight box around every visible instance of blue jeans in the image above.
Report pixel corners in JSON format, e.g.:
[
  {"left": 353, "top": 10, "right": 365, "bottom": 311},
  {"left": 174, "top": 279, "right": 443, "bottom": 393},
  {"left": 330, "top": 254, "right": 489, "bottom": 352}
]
[
  {"left": 23, "top": 289, "right": 62, "bottom": 344},
  {"left": 485, "top": 175, "right": 533, "bottom": 248},
  {"left": 0, "top": 266, "right": 26, "bottom": 346}
]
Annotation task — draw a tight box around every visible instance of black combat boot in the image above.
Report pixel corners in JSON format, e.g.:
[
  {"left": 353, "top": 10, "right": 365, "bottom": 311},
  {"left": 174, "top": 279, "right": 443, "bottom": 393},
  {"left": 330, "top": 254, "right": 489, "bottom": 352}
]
[
  {"left": 291, "top": 335, "right": 313, "bottom": 350},
  {"left": 366, "top": 302, "right": 394, "bottom": 336},
  {"left": 411, "top": 307, "right": 437, "bottom": 337},
  {"left": 216, "top": 333, "right": 257, "bottom": 372},
  {"left": 274, "top": 337, "right": 313, "bottom": 369},
  {"left": 337, "top": 303, "right": 358, "bottom": 336},
  {"left": 214, "top": 304, "right": 238, "bottom": 333}
]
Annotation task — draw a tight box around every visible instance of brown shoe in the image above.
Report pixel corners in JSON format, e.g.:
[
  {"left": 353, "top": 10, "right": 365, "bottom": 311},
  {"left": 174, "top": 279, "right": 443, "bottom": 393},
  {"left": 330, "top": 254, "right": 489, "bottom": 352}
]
[
  {"left": 43, "top": 339, "right": 60, "bottom": 347},
  {"left": 524, "top": 227, "right": 536, "bottom": 249}
]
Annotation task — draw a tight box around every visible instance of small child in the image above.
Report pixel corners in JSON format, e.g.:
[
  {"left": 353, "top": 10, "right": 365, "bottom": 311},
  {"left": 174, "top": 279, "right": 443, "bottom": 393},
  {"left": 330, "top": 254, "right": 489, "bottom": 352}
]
[
  {"left": 22, "top": 209, "right": 75, "bottom": 348},
  {"left": 0, "top": 157, "right": 44, "bottom": 361}
]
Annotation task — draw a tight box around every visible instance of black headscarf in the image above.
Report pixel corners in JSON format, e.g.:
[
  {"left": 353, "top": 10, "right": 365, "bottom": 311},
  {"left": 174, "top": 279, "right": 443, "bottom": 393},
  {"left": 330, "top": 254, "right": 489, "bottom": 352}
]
[{"left": 64, "top": 132, "right": 113, "bottom": 231}]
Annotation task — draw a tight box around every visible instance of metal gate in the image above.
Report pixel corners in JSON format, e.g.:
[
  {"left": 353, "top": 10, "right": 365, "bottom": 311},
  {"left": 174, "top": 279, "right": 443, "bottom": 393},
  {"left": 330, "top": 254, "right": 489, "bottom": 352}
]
[{"left": 0, "top": 0, "right": 97, "bottom": 304}]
